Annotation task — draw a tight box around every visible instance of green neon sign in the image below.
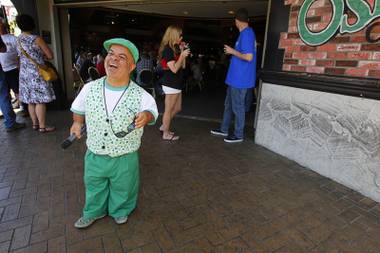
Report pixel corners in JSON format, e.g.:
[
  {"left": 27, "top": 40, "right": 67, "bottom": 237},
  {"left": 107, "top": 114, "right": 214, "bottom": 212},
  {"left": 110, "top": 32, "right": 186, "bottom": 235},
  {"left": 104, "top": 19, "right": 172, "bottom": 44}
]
[{"left": 298, "top": 0, "right": 380, "bottom": 46}]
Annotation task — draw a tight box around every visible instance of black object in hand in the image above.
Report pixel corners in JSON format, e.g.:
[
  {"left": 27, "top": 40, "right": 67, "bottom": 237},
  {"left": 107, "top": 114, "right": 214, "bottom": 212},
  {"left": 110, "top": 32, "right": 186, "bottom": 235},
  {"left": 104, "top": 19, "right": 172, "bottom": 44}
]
[
  {"left": 61, "top": 125, "right": 86, "bottom": 149},
  {"left": 113, "top": 121, "right": 136, "bottom": 138}
]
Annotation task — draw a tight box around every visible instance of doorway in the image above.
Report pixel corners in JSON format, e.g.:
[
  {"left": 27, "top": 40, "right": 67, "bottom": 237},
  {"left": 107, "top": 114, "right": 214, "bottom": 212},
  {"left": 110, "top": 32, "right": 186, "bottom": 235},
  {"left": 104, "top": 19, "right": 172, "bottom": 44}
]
[{"left": 58, "top": 0, "right": 269, "bottom": 122}]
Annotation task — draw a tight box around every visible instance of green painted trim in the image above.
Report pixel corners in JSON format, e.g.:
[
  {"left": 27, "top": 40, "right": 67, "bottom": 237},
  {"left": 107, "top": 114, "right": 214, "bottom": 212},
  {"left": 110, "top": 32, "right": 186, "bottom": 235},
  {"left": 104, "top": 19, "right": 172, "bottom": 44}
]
[
  {"left": 105, "top": 81, "right": 129, "bottom": 91},
  {"left": 71, "top": 108, "right": 86, "bottom": 115}
]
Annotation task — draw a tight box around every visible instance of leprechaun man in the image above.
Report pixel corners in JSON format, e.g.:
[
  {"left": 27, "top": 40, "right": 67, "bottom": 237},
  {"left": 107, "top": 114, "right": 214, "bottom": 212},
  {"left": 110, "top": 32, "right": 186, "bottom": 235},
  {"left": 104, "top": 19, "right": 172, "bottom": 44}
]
[{"left": 70, "top": 38, "right": 158, "bottom": 228}]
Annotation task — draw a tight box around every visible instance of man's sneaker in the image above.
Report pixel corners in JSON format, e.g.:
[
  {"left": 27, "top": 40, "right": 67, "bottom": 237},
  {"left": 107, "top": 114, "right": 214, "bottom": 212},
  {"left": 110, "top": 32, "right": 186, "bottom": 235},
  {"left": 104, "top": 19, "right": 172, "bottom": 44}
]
[
  {"left": 114, "top": 216, "right": 128, "bottom": 225},
  {"left": 210, "top": 129, "right": 228, "bottom": 137},
  {"left": 224, "top": 135, "right": 243, "bottom": 143},
  {"left": 74, "top": 214, "right": 106, "bottom": 229},
  {"left": 6, "top": 122, "right": 26, "bottom": 132}
]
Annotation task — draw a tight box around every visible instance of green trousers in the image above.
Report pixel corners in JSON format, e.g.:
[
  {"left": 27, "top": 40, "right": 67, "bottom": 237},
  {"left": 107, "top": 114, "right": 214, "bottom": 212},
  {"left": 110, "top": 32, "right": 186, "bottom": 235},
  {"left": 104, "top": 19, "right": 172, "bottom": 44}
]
[{"left": 83, "top": 150, "right": 140, "bottom": 219}]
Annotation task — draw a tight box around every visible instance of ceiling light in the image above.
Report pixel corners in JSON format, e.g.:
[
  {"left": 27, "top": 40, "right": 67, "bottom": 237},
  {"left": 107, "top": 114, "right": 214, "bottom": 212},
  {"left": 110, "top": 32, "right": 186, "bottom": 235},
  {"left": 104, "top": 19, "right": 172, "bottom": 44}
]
[{"left": 228, "top": 11, "right": 234, "bottom": 15}]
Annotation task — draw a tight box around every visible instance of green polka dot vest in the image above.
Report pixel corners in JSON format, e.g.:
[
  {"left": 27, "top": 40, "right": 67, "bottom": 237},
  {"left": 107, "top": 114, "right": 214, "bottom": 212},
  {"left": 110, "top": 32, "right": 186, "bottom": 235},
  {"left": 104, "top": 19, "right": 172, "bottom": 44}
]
[{"left": 85, "top": 77, "right": 144, "bottom": 157}]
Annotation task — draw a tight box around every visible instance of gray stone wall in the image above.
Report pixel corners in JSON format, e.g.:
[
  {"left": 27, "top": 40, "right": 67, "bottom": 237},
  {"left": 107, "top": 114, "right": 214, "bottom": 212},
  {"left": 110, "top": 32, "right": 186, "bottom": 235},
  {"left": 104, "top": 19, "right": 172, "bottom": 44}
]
[{"left": 256, "top": 82, "right": 380, "bottom": 202}]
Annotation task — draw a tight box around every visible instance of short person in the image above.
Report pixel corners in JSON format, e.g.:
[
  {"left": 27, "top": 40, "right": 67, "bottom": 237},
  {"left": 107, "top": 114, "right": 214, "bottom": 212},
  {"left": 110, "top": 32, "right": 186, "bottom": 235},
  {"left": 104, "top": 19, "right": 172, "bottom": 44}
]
[{"left": 70, "top": 38, "right": 158, "bottom": 228}]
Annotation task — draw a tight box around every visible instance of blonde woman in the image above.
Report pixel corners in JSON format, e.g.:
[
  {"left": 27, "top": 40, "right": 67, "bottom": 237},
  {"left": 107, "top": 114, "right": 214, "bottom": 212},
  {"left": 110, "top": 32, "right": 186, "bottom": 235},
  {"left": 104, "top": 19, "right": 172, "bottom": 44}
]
[{"left": 158, "top": 25, "right": 190, "bottom": 140}]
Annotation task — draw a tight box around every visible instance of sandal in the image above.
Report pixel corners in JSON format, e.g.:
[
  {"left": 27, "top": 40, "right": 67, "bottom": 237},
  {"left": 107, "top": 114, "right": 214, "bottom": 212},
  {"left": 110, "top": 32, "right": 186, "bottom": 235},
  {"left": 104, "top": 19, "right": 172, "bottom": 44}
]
[
  {"left": 159, "top": 126, "right": 174, "bottom": 135},
  {"left": 38, "top": 126, "right": 56, "bottom": 133},
  {"left": 163, "top": 133, "right": 179, "bottom": 141},
  {"left": 32, "top": 124, "right": 39, "bottom": 131}
]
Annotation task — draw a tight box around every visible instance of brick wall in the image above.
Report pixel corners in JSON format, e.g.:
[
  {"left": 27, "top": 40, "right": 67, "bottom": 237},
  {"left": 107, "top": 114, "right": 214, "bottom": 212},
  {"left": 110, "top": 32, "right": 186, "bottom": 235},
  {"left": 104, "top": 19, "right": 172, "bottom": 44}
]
[{"left": 280, "top": 0, "right": 380, "bottom": 78}]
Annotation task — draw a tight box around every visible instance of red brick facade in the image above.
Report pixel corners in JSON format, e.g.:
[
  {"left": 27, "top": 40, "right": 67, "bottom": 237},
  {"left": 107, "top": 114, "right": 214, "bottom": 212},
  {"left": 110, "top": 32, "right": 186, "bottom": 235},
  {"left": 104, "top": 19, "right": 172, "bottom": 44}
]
[{"left": 280, "top": 0, "right": 380, "bottom": 78}]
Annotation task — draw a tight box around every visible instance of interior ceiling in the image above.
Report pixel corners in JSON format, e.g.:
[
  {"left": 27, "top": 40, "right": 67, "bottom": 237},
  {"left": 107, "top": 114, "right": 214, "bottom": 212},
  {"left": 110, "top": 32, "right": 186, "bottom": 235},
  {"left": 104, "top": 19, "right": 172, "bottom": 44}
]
[{"left": 60, "top": 0, "right": 269, "bottom": 19}]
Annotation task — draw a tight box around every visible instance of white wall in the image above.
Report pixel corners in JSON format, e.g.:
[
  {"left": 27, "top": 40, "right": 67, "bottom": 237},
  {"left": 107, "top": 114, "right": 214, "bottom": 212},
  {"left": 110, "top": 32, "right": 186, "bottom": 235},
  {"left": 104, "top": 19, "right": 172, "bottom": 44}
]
[
  {"left": 255, "top": 82, "right": 380, "bottom": 202},
  {"left": 36, "top": 0, "right": 72, "bottom": 100},
  {"left": 36, "top": 0, "right": 57, "bottom": 65}
]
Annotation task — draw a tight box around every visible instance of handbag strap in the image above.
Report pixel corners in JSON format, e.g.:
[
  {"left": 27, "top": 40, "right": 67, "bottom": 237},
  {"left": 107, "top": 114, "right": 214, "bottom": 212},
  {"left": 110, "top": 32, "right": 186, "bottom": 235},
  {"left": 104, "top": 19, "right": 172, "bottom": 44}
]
[{"left": 17, "top": 38, "right": 41, "bottom": 68}]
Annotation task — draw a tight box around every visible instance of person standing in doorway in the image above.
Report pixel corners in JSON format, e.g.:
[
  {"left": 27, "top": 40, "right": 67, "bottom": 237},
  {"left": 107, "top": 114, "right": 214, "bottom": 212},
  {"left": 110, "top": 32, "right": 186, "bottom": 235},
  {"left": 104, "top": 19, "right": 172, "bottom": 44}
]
[
  {"left": 210, "top": 8, "right": 256, "bottom": 143},
  {"left": 79, "top": 52, "right": 94, "bottom": 82},
  {"left": 96, "top": 54, "right": 106, "bottom": 77},
  {"left": 158, "top": 25, "right": 190, "bottom": 141}
]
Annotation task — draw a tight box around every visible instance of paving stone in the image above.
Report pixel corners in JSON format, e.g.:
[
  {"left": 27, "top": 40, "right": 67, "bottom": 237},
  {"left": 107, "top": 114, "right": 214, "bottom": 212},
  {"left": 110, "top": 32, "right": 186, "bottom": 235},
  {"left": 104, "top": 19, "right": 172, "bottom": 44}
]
[
  {"left": 369, "top": 204, "right": 380, "bottom": 218},
  {"left": 274, "top": 242, "right": 306, "bottom": 253},
  {"left": 121, "top": 230, "right": 155, "bottom": 251},
  {"left": 1, "top": 203, "right": 20, "bottom": 222},
  {"left": 65, "top": 223, "right": 85, "bottom": 245},
  {"left": 67, "top": 237, "right": 103, "bottom": 253},
  {"left": 0, "top": 216, "right": 32, "bottom": 233},
  {"left": 12, "top": 241, "right": 47, "bottom": 253},
  {"left": 0, "top": 240, "right": 10, "bottom": 253},
  {"left": 0, "top": 182, "right": 12, "bottom": 190},
  {"left": 262, "top": 227, "right": 314, "bottom": 252},
  {"left": 10, "top": 225, "right": 31, "bottom": 250},
  {"left": 138, "top": 242, "right": 162, "bottom": 253},
  {"left": 204, "top": 230, "right": 225, "bottom": 246},
  {"left": 193, "top": 237, "right": 213, "bottom": 253},
  {"left": 32, "top": 211, "right": 49, "bottom": 233},
  {"left": 338, "top": 208, "right": 362, "bottom": 224},
  {"left": 47, "top": 236, "right": 66, "bottom": 253},
  {"left": 346, "top": 191, "right": 366, "bottom": 203},
  {"left": 168, "top": 242, "right": 201, "bottom": 253},
  {"left": 82, "top": 217, "right": 115, "bottom": 239},
  {"left": 241, "top": 231, "right": 270, "bottom": 253},
  {"left": 152, "top": 225, "right": 176, "bottom": 252},
  {"left": 213, "top": 237, "right": 250, "bottom": 252},
  {"left": 352, "top": 214, "right": 380, "bottom": 232},
  {"left": 0, "top": 197, "right": 21, "bottom": 209},
  {"left": 102, "top": 234, "right": 123, "bottom": 253},
  {"left": 358, "top": 197, "right": 378, "bottom": 210},
  {"left": 12, "top": 179, "right": 27, "bottom": 191},
  {"left": 303, "top": 216, "right": 346, "bottom": 245},
  {"left": 0, "top": 111, "right": 378, "bottom": 252},
  {"left": 0, "top": 230, "right": 12, "bottom": 243},
  {"left": 30, "top": 224, "right": 65, "bottom": 244},
  {"left": 0, "top": 187, "right": 11, "bottom": 201}
]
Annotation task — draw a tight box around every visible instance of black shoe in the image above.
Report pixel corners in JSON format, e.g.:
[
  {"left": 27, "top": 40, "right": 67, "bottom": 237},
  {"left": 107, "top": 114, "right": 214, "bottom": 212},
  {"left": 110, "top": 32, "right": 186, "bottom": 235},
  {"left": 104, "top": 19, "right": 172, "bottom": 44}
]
[
  {"left": 6, "top": 122, "right": 26, "bottom": 132},
  {"left": 210, "top": 129, "right": 228, "bottom": 137},
  {"left": 224, "top": 135, "right": 243, "bottom": 143}
]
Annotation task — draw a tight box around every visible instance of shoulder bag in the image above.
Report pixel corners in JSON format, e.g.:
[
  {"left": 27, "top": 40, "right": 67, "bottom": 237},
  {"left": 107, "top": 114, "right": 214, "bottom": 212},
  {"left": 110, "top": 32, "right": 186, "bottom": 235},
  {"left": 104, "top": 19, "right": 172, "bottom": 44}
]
[{"left": 18, "top": 39, "right": 58, "bottom": 82}]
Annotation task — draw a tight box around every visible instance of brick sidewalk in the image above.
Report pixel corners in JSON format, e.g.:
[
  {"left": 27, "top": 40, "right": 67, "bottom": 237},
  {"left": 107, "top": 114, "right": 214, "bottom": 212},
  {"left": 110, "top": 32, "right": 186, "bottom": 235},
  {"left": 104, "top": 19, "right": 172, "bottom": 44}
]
[{"left": 0, "top": 111, "right": 379, "bottom": 252}]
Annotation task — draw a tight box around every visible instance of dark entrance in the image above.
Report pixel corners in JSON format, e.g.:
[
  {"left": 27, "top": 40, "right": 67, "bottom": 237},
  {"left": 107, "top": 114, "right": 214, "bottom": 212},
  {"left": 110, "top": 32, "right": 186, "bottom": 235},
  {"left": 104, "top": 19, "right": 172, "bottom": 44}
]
[{"left": 68, "top": 6, "right": 266, "bottom": 121}]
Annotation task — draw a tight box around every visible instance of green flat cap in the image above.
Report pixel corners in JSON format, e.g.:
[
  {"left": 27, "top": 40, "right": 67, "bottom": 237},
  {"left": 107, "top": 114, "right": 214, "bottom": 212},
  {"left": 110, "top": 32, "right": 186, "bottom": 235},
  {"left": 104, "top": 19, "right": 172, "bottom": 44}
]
[{"left": 103, "top": 38, "right": 139, "bottom": 63}]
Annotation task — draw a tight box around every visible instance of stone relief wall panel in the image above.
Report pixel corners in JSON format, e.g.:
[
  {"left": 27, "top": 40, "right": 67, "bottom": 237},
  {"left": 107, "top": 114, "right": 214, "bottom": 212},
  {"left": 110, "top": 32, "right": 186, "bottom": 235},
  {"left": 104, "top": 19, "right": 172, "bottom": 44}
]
[{"left": 256, "top": 83, "right": 380, "bottom": 202}]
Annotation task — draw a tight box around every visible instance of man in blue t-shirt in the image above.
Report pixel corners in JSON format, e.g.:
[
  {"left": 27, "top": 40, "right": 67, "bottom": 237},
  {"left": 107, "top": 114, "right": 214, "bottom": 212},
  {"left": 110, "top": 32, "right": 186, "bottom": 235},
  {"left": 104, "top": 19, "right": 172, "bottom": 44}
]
[{"left": 211, "top": 8, "right": 256, "bottom": 143}]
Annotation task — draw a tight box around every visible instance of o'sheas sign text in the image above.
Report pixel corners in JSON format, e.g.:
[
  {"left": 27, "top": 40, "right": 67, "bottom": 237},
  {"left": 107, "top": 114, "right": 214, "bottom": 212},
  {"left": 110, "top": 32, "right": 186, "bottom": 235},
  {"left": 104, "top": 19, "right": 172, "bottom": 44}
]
[{"left": 298, "top": 0, "right": 380, "bottom": 46}]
